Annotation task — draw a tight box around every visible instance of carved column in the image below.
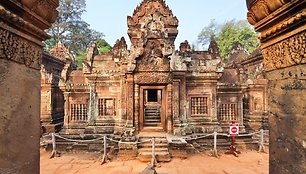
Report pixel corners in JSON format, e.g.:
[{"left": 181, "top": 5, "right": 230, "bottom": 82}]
[
  {"left": 120, "top": 75, "right": 127, "bottom": 122},
  {"left": 134, "top": 84, "right": 140, "bottom": 131},
  {"left": 172, "top": 79, "right": 180, "bottom": 127},
  {"left": 88, "top": 83, "right": 97, "bottom": 125},
  {"left": 0, "top": 1, "right": 59, "bottom": 173},
  {"left": 247, "top": 0, "right": 306, "bottom": 173},
  {"left": 63, "top": 92, "right": 70, "bottom": 128},
  {"left": 126, "top": 74, "right": 134, "bottom": 127},
  {"left": 167, "top": 84, "right": 173, "bottom": 133},
  {"left": 180, "top": 75, "right": 187, "bottom": 121}
]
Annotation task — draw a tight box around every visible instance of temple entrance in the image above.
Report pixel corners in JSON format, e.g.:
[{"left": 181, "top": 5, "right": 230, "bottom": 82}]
[
  {"left": 139, "top": 86, "right": 166, "bottom": 131},
  {"left": 144, "top": 89, "right": 162, "bottom": 127}
]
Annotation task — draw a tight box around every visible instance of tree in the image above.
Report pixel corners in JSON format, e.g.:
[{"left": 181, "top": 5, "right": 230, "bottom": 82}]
[
  {"left": 96, "top": 39, "right": 112, "bottom": 53},
  {"left": 45, "top": 0, "right": 106, "bottom": 56},
  {"left": 198, "top": 19, "right": 219, "bottom": 47},
  {"left": 198, "top": 19, "right": 260, "bottom": 59}
]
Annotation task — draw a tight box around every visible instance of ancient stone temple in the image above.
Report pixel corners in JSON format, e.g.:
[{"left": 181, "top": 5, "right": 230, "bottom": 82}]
[
  {"left": 41, "top": 42, "right": 77, "bottom": 133},
  {"left": 57, "top": 0, "right": 267, "bottom": 140}
]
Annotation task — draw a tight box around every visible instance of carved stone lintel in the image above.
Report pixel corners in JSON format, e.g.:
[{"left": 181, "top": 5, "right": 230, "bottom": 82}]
[
  {"left": 262, "top": 32, "right": 306, "bottom": 71},
  {"left": 0, "top": 28, "right": 42, "bottom": 70},
  {"left": 134, "top": 72, "right": 171, "bottom": 84}
]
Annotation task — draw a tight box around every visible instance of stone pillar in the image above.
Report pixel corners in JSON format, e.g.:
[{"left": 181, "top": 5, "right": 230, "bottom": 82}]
[
  {"left": 172, "top": 80, "right": 180, "bottom": 127},
  {"left": 88, "top": 83, "right": 97, "bottom": 125},
  {"left": 180, "top": 75, "right": 187, "bottom": 121},
  {"left": 167, "top": 84, "right": 173, "bottom": 133},
  {"left": 126, "top": 74, "right": 134, "bottom": 127},
  {"left": 119, "top": 75, "right": 127, "bottom": 124},
  {"left": 0, "top": 1, "right": 58, "bottom": 173},
  {"left": 247, "top": 0, "right": 306, "bottom": 173},
  {"left": 63, "top": 92, "right": 71, "bottom": 127},
  {"left": 134, "top": 84, "right": 140, "bottom": 131}
]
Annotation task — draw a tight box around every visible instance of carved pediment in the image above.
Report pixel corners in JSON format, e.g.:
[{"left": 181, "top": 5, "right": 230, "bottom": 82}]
[
  {"left": 135, "top": 39, "right": 170, "bottom": 72},
  {"left": 128, "top": 0, "right": 178, "bottom": 47}
]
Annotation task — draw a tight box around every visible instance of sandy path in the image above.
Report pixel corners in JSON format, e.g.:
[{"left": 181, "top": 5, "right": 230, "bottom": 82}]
[{"left": 40, "top": 150, "right": 268, "bottom": 174}]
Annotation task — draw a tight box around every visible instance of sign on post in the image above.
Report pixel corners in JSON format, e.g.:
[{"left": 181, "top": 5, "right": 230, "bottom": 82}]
[{"left": 229, "top": 123, "right": 239, "bottom": 137}]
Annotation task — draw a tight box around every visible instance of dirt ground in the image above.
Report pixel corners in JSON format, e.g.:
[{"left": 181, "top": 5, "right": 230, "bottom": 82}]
[{"left": 40, "top": 149, "right": 269, "bottom": 174}]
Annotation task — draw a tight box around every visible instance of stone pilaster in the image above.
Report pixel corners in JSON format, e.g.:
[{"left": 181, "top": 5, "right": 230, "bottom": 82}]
[
  {"left": 126, "top": 74, "right": 134, "bottom": 127},
  {"left": 88, "top": 83, "right": 97, "bottom": 125},
  {"left": 134, "top": 84, "right": 140, "bottom": 131},
  {"left": 167, "top": 84, "right": 173, "bottom": 133},
  {"left": 172, "top": 80, "right": 180, "bottom": 126},
  {"left": 0, "top": 1, "right": 59, "bottom": 173},
  {"left": 247, "top": 0, "right": 306, "bottom": 173}
]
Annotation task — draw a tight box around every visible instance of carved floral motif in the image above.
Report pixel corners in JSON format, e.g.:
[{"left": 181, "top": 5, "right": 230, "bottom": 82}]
[
  {"left": 262, "top": 32, "right": 306, "bottom": 71},
  {"left": 134, "top": 72, "right": 171, "bottom": 84},
  {"left": 0, "top": 28, "right": 42, "bottom": 70}
]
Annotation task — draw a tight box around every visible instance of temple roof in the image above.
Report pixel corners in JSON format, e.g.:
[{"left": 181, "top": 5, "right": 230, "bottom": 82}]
[{"left": 49, "top": 41, "right": 75, "bottom": 62}]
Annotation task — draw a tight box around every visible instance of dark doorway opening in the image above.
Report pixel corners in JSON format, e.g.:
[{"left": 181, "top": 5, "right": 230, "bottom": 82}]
[{"left": 147, "top": 89, "right": 158, "bottom": 102}]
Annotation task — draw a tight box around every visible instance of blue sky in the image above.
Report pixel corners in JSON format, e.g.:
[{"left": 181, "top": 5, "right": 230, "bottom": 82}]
[{"left": 83, "top": 0, "right": 249, "bottom": 49}]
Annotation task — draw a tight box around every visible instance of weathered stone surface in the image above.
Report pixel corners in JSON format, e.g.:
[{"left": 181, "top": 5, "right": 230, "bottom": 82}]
[
  {"left": 0, "top": 59, "right": 41, "bottom": 173},
  {"left": 247, "top": 0, "right": 306, "bottom": 173},
  {"left": 0, "top": 0, "right": 58, "bottom": 173}
]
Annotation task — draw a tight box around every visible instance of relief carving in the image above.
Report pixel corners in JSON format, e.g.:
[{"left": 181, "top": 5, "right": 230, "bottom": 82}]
[
  {"left": 134, "top": 72, "right": 171, "bottom": 84},
  {"left": 136, "top": 40, "right": 170, "bottom": 72},
  {"left": 0, "top": 28, "right": 42, "bottom": 70},
  {"left": 262, "top": 32, "right": 306, "bottom": 71},
  {"left": 247, "top": 0, "right": 290, "bottom": 25}
]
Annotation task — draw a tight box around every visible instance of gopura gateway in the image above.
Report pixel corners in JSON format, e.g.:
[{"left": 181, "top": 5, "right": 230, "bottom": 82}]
[{"left": 41, "top": 0, "right": 267, "bottom": 147}]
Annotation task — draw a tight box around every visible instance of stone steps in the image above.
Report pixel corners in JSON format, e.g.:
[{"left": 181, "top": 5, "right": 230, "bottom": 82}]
[
  {"left": 144, "top": 106, "right": 161, "bottom": 127},
  {"left": 137, "top": 136, "right": 171, "bottom": 162}
]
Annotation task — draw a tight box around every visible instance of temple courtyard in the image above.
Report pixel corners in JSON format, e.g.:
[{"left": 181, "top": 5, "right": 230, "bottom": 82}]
[{"left": 40, "top": 149, "right": 268, "bottom": 174}]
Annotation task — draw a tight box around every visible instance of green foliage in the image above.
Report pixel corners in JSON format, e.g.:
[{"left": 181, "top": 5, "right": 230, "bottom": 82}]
[
  {"left": 75, "top": 51, "right": 86, "bottom": 70},
  {"left": 198, "top": 19, "right": 219, "bottom": 47},
  {"left": 96, "top": 39, "right": 112, "bottom": 53},
  {"left": 45, "top": 0, "right": 105, "bottom": 56},
  {"left": 198, "top": 19, "right": 260, "bottom": 59}
]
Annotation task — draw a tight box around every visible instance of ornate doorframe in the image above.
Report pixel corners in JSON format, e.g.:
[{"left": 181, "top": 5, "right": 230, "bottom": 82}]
[{"left": 139, "top": 85, "right": 167, "bottom": 131}]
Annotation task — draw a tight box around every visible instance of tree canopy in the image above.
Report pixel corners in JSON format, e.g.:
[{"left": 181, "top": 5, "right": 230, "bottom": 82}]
[
  {"left": 198, "top": 19, "right": 260, "bottom": 59},
  {"left": 45, "top": 0, "right": 111, "bottom": 58}
]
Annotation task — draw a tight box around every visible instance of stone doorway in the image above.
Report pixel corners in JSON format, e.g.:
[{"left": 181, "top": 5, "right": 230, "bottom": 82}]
[{"left": 139, "top": 86, "right": 166, "bottom": 131}]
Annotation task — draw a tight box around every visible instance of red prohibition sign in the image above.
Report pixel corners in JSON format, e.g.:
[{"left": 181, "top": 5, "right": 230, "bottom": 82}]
[{"left": 231, "top": 126, "right": 238, "bottom": 133}]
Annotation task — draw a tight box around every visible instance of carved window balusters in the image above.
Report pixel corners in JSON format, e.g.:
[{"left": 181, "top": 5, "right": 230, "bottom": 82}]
[
  {"left": 98, "top": 98, "right": 115, "bottom": 116},
  {"left": 218, "top": 103, "right": 237, "bottom": 121},
  {"left": 191, "top": 97, "right": 208, "bottom": 116},
  {"left": 70, "top": 104, "right": 88, "bottom": 121}
]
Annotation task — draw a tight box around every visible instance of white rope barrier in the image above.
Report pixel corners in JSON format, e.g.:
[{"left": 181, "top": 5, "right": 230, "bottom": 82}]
[
  {"left": 43, "top": 129, "right": 269, "bottom": 160},
  {"left": 55, "top": 134, "right": 105, "bottom": 143}
]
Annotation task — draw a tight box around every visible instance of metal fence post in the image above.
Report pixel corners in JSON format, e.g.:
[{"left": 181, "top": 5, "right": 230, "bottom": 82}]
[
  {"left": 213, "top": 132, "right": 218, "bottom": 157},
  {"left": 258, "top": 129, "right": 266, "bottom": 153},
  {"left": 101, "top": 136, "right": 108, "bottom": 164},
  {"left": 151, "top": 137, "right": 157, "bottom": 167},
  {"left": 50, "top": 133, "right": 58, "bottom": 158}
]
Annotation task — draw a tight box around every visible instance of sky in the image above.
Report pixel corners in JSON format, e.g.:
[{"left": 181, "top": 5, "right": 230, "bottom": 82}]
[{"left": 82, "top": 0, "right": 249, "bottom": 49}]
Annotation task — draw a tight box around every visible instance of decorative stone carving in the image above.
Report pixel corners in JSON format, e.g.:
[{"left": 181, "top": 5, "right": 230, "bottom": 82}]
[
  {"left": 259, "top": 10, "right": 306, "bottom": 41},
  {"left": 247, "top": 0, "right": 290, "bottom": 25},
  {"left": 49, "top": 41, "right": 76, "bottom": 62},
  {"left": 136, "top": 39, "right": 170, "bottom": 72},
  {"left": 0, "top": 28, "right": 42, "bottom": 70},
  {"left": 262, "top": 32, "right": 306, "bottom": 71},
  {"left": 134, "top": 72, "right": 171, "bottom": 84}
]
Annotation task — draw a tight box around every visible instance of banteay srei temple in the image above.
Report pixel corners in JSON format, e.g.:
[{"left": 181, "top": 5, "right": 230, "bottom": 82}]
[{"left": 41, "top": 0, "right": 268, "bottom": 160}]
